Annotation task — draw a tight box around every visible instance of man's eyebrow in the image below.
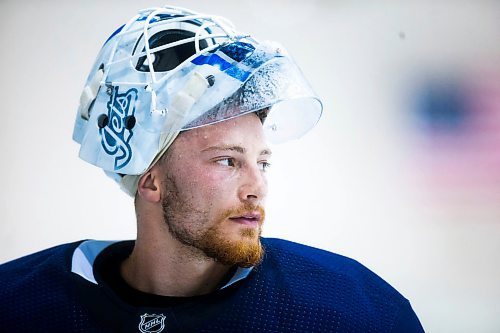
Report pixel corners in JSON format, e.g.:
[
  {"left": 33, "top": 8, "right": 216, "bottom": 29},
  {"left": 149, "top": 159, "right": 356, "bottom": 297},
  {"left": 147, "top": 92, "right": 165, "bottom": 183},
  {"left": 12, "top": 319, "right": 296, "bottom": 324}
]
[
  {"left": 260, "top": 148, "right": 272, "bottom": 156},
  {"left": 201, "top": 145, "right": 272, "bottom": 156}
]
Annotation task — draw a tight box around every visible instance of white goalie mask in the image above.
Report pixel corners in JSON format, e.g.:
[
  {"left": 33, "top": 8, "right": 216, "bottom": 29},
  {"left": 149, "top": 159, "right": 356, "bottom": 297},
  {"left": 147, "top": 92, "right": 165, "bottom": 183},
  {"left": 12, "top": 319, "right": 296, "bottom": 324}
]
[{"left": 73, "top": 6, "right": 323, "bottom": 195}]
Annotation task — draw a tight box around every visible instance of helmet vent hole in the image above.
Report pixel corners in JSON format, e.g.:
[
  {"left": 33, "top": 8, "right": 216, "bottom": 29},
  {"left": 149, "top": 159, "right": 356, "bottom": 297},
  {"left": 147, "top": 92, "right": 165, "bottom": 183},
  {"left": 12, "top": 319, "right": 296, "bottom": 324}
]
[
  {"left": 125, "top": 115, "right": 136, "bottom": 130},
  {"left": 97, "top": 114, "right": 109, "bottom": 128},
  {"left": 206, "top": 75, "right": 215, "bottom": 87}
]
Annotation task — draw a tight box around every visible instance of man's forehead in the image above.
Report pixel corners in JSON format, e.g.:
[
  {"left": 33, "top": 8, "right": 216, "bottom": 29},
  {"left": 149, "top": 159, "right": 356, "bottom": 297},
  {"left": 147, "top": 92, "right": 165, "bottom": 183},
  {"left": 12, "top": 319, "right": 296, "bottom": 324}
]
[{"left": 177, "top": 113, "right": 268, "bottom": 150}]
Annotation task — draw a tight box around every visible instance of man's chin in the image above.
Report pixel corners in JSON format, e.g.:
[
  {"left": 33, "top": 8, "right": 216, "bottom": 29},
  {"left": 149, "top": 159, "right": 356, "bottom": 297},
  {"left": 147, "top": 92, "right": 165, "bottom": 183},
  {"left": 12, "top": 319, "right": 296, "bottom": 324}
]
[
  {"left": 239, "top": 226, "right": 260, "bottom": 239},
  {"left": 198, "top": 229, "right": 264, "bottom": 267}
]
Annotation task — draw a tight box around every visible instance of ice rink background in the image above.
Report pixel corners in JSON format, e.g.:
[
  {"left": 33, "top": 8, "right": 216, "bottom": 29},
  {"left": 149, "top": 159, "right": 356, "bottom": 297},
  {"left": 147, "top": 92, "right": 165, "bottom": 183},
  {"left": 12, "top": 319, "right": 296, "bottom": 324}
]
[{"left": 1, "top": 1, "right": 500, "bottom": 332}]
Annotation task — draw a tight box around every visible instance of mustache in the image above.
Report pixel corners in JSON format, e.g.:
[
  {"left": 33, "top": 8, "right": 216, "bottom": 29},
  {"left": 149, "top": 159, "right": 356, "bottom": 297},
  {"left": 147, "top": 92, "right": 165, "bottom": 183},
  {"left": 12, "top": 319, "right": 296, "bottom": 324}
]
[{"left": 220, "top": 204, "right": 266, "bottom": 223}]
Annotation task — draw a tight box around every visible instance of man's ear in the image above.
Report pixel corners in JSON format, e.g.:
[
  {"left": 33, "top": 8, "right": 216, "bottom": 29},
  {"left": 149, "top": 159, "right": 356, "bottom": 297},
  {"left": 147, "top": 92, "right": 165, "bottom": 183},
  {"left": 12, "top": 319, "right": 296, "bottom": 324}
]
[{"left": 137, "top": 169, "right": 161, "bottom": 203}]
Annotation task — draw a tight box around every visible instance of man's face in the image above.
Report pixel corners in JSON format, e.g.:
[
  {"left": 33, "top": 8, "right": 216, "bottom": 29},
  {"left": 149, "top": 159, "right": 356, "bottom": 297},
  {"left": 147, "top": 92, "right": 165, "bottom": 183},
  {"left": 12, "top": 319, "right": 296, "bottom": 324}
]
[{"left": 158, "top": 113, "right": 271, "bottom": 267}]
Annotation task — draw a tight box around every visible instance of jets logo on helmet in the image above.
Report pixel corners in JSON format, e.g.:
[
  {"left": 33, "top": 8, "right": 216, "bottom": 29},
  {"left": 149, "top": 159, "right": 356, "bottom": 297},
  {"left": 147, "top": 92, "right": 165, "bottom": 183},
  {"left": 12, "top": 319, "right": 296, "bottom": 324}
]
[{"left": 99, "top": 87, "right": 138, "bottom": 170}]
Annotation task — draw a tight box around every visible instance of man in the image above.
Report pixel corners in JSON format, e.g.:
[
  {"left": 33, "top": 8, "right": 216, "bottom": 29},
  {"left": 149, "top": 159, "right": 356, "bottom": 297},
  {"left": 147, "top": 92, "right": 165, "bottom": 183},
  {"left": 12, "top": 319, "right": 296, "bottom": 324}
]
[{"left": 0, "top": 6, "right": 424, "bottom": 332}]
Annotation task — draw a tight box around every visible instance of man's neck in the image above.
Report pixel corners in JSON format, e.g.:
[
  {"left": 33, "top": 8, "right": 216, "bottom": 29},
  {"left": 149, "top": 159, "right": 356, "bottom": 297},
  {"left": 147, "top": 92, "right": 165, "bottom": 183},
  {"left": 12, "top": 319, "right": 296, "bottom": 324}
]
[{"left": 121, "top": 223, "right": 231, "bottom": 297}]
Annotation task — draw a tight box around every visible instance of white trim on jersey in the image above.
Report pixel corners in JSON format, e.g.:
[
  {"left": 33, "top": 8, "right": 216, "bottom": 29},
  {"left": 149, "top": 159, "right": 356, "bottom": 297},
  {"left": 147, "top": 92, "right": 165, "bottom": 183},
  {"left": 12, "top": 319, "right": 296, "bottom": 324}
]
[
  {"left": 71, "top": 240, "right": 118, "bottom": 284},
  {"left": 70, "top": 240, "right": 253, "bottom": 289}
]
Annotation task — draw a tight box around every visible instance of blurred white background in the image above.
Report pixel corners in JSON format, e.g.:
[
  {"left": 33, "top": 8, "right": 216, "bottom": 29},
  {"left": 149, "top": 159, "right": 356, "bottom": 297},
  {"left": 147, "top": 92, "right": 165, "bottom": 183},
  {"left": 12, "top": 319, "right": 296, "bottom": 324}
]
[{"left": 1, "top": 1, "right": 500, "bottom": 332}]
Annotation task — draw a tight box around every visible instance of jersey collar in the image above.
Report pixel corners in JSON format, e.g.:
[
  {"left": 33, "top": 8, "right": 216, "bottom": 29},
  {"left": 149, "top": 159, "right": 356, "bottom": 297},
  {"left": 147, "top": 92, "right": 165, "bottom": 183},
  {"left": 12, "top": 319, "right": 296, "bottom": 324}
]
[{"left": 71, "top": 240, "right": 253, "bottom": 289}]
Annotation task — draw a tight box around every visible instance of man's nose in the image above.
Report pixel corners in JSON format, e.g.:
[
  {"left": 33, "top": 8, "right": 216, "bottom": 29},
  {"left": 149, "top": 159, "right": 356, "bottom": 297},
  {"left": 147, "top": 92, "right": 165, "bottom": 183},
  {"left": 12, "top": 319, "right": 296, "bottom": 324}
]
[{"left": 238, "top": 163, "right": 267, "bottom": 204}]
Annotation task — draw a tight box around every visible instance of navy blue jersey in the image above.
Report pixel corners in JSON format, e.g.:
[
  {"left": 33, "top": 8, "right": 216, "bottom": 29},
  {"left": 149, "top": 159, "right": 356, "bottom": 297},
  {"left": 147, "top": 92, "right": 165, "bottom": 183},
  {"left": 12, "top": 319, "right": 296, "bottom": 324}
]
[{"left": 0, "top": 238, "right": 424, "bottom": 332}]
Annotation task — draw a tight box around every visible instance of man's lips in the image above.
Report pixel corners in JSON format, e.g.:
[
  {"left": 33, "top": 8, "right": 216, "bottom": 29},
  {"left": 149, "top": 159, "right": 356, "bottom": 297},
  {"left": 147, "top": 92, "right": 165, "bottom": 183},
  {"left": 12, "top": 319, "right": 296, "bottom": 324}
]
[{"left": 228, "top": 212, "right": 262, "bottom": 226}]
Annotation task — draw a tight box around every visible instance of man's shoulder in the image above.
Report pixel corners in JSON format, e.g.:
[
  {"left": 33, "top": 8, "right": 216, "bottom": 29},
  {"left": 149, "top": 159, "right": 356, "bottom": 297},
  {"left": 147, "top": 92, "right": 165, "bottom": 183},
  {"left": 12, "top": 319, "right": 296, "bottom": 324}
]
[
  {"left": 261, "top": 237, "right": 386, "bottom": 281},
  {"left": 261, "top": 237, "right": 402, "bottom": 294},
  {"left": 262, "top": 237, "right": 361, "bottom": 266},
  {"left": 0, "top": 241, "right": 86, "bottom": 304},
  {"left": 257, "top": 238, "right": 424, "bottom": 331},
  {"left": 0, "top": 241, "right": 83, "bottom": 276},
  {"left": 0, "top": 240, "right": 108, "bottom": 331}
]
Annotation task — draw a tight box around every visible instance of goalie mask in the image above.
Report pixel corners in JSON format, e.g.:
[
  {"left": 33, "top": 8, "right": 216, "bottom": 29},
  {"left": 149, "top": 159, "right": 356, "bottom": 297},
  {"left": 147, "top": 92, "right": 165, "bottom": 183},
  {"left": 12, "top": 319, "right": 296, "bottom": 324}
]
[{"left": 73, "top": 6, "right": 323, "bottom": 195}]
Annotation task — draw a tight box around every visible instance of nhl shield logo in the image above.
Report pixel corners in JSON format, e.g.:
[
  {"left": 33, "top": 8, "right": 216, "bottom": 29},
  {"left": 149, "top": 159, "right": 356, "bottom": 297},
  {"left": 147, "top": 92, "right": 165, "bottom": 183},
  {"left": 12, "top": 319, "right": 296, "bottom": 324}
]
[{"left": 138, "top": 313, "right": 166, "bottom": 333}]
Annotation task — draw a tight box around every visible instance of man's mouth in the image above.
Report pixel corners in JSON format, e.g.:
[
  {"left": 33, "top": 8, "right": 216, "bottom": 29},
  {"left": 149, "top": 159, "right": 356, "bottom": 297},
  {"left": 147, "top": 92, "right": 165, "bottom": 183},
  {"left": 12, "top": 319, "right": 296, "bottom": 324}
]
[{"left": 228, "top": 212, "right": 262, "bottom": 226}]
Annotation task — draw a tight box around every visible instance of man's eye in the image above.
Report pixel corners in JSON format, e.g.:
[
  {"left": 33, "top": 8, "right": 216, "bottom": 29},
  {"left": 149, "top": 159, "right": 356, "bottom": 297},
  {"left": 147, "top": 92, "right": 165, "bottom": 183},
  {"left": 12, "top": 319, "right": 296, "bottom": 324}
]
[
  {"left": 216, "top": 158, "right": 236, "bottom": 167},
  {"left": 259, "top": 162, "right": 271, "bottom": 172}
]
